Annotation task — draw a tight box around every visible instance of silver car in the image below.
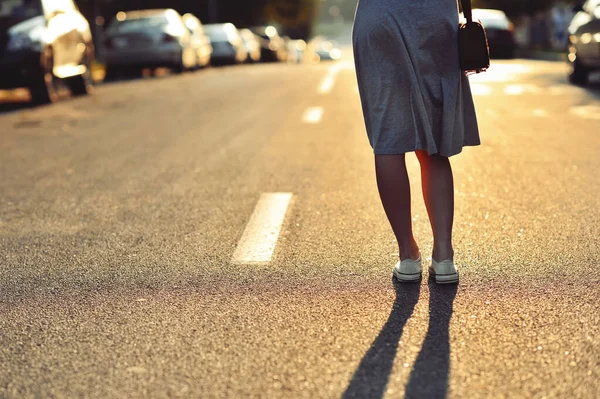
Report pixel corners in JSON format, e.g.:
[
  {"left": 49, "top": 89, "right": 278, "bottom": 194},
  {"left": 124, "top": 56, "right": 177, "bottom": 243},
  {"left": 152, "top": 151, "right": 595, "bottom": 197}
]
[
  {"left": 204, "top": 23, "right": 247, "bottom": 65},
  {"left": 182, "top": 13, "right": 212, "bottom": 69},
  {"left": 239, "top": 28, "right": 261, "bottom": 63},
  {"left": 104, "top": 9, "right": 197, "bottom": 78}
]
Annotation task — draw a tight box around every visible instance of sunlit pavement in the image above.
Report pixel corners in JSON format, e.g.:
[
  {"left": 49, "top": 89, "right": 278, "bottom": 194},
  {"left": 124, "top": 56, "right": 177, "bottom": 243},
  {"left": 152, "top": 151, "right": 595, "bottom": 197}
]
[{"left": 0, "top": 53, "right": 599, "bottom": 398}]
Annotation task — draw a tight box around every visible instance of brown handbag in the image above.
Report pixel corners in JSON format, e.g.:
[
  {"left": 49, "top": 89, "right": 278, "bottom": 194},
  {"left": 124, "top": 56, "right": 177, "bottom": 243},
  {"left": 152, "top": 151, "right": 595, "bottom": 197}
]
[{"left": 458, "top": 0, "right": 490, "bottom": 74}]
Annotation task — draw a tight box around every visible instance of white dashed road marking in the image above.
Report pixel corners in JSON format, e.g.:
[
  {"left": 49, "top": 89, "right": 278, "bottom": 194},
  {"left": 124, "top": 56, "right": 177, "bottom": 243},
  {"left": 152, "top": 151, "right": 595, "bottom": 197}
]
[
  {"left": 470, "top": 83, "right": 492, "bottom": 96},
  {"left": 570, "top": 105, "right": 600, "bottom": 120},
  {"left": 318, "top": 61, "right": 355, "bottom": 94},
  {"left": 303, "top": 107, "right": 324, "bottom": 124},
  {"left": 232, "top": 193, "right": 293, "bottom": 264}
]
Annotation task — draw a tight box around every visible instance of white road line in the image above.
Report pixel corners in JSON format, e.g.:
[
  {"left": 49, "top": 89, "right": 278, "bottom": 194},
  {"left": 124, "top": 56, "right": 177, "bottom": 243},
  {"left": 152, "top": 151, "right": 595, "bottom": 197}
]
[
  {"left": 504, "top": 84, "right": 525, "bottom": 96},
  {"left": 232, "top": 193, "right": 293, "bottom": 264},
  {"left": 570, "top": 105, "right": 600, "bottom": 120},
  {"left": 318, "top": 64, "right": 342, "bottom": 94},
  {"left": 470, "top": 83, "right": 492, "bottom": 96},
  {"left": 319, "top": 75, "right": 336, "bottom": 94},
  {"left": 303, "top": 107, "right": 324, "bottom": 124},
  {"left": 317, "top": 61, "right": 354, "bottom": 94}
]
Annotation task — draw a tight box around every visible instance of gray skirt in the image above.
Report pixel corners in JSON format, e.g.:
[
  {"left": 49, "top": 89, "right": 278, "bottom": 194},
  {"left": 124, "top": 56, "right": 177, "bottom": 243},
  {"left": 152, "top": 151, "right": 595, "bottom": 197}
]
[{"left": 352, "top": 0, "right": 480, "bottom": 157}]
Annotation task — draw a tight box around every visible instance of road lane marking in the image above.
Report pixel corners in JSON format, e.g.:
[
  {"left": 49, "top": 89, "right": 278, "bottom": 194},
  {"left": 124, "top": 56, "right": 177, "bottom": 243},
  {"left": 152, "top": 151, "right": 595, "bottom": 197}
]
[
  {"left": 470, "top": 83, "right": 492, "bottom": 96},
  {"left": 504, "top": 84, "right": 525, "bottom": 95},
  {"left": 232, "top": 193, "right": 293, "bottom": 264},
  {"left": 318, "top": 61, "right": 355, "bottom": 94},
  {"left": 319, "top": 75, "right": 336, "bottom": 94},
  {"left": 303, "top": 107, "right": 324, "bottom": 124},
  {"left": 570, "top": 105, "right": 600, "bottom": 120},
  {"left": 318, "top": 64, "right": 341, "bottom": 94}
]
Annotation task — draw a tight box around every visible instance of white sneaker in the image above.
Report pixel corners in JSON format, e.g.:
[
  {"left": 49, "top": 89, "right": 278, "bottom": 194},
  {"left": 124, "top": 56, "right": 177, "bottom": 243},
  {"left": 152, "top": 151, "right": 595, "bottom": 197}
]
[
  {"left": 430, "top": 259, "right": 459, "bottom": 284},
  {"left": 393, "top": 257, "right": 422, "bottom": 283}
]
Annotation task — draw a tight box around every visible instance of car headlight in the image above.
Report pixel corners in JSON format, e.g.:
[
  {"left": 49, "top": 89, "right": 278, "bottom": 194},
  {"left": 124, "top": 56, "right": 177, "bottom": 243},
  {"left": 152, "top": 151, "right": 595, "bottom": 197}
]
[{"left": 7, "top": 26, "right": 44, "bottom": 52}]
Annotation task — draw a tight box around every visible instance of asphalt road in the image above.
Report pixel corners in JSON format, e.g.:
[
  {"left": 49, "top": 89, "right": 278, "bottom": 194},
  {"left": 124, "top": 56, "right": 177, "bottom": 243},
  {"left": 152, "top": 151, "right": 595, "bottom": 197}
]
[{"left": 0, "top": 54, "right": 599, "bottom": 399}]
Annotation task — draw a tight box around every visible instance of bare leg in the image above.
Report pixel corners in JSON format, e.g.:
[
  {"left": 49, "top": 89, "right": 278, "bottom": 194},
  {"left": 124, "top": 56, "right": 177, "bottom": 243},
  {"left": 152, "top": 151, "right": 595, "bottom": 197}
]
[
  {"left": 375, "top": 155, "right": 420, "bottom": 261},
  {"left": 415, "top": 151, "right": 455, "bottom": 262}
]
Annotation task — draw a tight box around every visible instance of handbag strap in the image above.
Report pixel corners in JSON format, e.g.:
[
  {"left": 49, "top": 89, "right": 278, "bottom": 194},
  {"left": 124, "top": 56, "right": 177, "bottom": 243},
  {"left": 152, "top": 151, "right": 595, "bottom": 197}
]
[{"left": 460, "top": 0, "right": 473, "bottom": 23}]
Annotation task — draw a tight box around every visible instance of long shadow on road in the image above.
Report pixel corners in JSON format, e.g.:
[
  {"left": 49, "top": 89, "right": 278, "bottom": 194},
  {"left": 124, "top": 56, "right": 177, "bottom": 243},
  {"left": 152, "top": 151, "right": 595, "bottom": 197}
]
[
  {"left": 342, "top": 279, "right": 458, "bottom": 399},
  {"left": 342, "top": 279, "right": 420, "bottom": 399},
  {"left": 405, "top": 282, "right": 458, "bottom": 398}
]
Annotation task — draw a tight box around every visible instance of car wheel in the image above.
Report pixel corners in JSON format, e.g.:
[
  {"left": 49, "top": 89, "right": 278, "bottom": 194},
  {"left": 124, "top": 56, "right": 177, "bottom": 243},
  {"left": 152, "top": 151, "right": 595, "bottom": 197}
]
[
  {"left": 30, "top": 48, "right": 59, "bottom": 105},
  {"left": 104, "top": 66, "right": 119, "bottom": 81},
  {"left": 66, "top": 57, "right": 93, "bottom": 97},
  {"left": 569, "top": 58, "right": 589, "bottom": 86},
  {"left": 172, "top": 55, "right": 185, "bottom": 74}
]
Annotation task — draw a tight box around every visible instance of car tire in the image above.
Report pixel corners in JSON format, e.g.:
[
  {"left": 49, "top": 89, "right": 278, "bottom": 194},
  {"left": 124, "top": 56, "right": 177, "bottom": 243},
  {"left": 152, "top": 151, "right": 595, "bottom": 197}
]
[
  {"left": 104, "top": 66, "right": 120, "bottom": 81},
  {"left": 30, "top": 48, "right": 59, "bottom": 105},
  {"left": 569, "top": 58, "right": 589, "bottom": 86},
  {"left": 172, "top": 58, "right": 185, "bottom": 73}
]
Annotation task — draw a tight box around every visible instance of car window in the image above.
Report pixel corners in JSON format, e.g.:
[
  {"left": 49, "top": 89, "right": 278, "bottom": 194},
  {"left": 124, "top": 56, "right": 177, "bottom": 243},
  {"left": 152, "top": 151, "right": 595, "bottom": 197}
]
[
  {"left": 0, "top": 0, "right": 43, "bottom": 18},
  {"left": 107, "top": 15, "right": 169, "bottom": 34},
  {"left": 205, "top": 25, "right": 229, "bottom": 41}
]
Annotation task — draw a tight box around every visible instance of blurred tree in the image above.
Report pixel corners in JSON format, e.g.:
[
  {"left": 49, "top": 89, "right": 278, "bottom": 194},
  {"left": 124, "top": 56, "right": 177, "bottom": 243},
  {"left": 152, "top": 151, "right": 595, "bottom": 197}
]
[{"left": 263, "top": 0, "right": 319, "bottom": 37}]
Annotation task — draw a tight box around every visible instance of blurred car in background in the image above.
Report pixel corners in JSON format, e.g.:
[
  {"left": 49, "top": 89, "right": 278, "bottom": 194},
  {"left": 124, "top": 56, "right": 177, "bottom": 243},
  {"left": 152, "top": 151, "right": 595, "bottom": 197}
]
[
  {"left": 239, "top": 28, "right": 261, "bottom": 63},
  {"left": 240, "top": 29, "right": 261, "bottom": 62},
  {"left": 204, "top": 23, "right": 247, "bottom": 65},
  {"left": 315, "top": 40, "right": 342, "bottom": 61},
  {"left": 182, "top": 13, "right": 212, "bottom": 69},
  {"left": 568, "top": 0, "right": 600, "bottom": 85},
  {"left": 0, "top": 0, "right": 94, "bottom": 104},
  {"left": 286, "top": 38, "right": 306, "bottom": 64},
  {"left": 250, "top": 25, "right": 287, "bottom": 62},
  {"left": 473, "top": 8, "right": 517, "bottom": 59},
  {"left": 470, "top": 9, "right": 516, "bottom": 59},
  {"left": 104, "top": 9, "right": 197, "bottom": 79}
]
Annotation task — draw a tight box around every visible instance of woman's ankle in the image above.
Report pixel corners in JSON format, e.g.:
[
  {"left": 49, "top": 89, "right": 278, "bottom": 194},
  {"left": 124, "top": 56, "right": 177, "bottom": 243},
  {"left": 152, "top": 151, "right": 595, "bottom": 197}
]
[
  {"left": 432, "top": 246, "right": 454, "bottom": 262},
  {"left": 399, "top": 240, "right": 420, "bottom": 261}
]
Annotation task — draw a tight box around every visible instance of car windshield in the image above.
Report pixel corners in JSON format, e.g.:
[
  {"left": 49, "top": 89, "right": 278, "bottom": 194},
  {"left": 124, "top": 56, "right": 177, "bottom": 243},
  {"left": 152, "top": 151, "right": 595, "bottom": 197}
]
[
  {"left": 107, "top": 15, "right": 169, "bottom": 34},
  {"left": 0, "top": 0, "right": 43, "bottom": 19}
]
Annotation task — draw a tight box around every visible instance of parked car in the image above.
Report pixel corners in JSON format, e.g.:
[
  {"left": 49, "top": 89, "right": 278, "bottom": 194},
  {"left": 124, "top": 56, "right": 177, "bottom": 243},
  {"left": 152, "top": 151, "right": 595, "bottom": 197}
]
[
  {"left": 239, "top": 28, "right": 261, "bottom": 63},
  {"left": 182, "top": 13, "right": 212, "bottom": 69},
  {"left": 250, "top": 25, "right": 287, "bottom": 62},
  {"left": 469, "top": 9, "right": 516, "bottom": 59},
  {"left": 315, "top": 40, "right": 342, "bottom": 61},
  {"left": 286, "top": 38, "right": 306, "bottom": 64},
  {"left": 0, "top": 0, "right": 94, "bottom": 104},
  {"left": 104, "top": 9, "right": 197, "bottom": 79},
  {"left": 204, "top": 23, "right": 247, "bottom": 65},
  {"left": 568, "top": 0, "right": 600, "bottom": 85}
]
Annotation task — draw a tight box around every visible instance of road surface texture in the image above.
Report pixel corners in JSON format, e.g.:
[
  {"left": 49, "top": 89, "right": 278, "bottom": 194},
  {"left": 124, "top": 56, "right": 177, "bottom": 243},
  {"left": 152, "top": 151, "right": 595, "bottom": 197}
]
[{"left": 1, "top": 53, "right": 599, "bottom": 398}]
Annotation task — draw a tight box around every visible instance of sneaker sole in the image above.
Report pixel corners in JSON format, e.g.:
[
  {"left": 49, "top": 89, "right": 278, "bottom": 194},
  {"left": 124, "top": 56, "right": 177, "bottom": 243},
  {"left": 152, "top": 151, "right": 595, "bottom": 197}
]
[
  {"left": 393, "top": 269, "right": 422, "bottom": 283},
  {"left": 429, "top": 270, "right": 459, "bottom": 284}
]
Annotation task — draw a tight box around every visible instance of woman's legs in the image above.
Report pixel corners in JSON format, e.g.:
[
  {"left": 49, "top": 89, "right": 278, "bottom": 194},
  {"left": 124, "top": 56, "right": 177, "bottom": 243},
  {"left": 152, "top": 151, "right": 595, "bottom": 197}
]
[
  {"left": 375, "top": 155, "right": 420, "bottom": 261},
  {"left": 415, "top": 150, "right": 455, "bottom": 262}
]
